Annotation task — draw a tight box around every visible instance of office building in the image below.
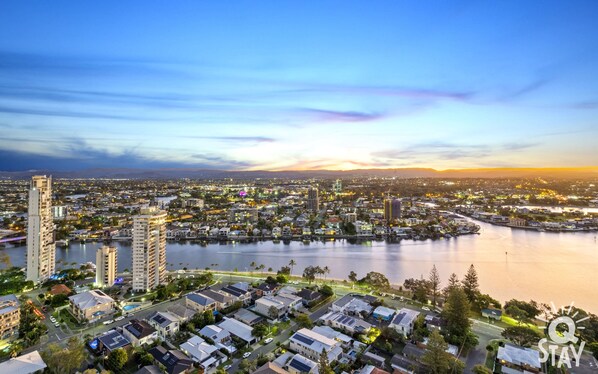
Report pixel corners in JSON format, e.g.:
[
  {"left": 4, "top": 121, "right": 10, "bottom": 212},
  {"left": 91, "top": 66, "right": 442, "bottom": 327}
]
[
  {"left": 333, "top": 179, "right": 342, "bottom": 194},
  {"left": 306, "top": 187, "right": 319, "bottom": 212},
  {"left": 384, "top": 198, "right": 402, "bottom": 222},
  {"left": 132, "top": 207, "right": 167, "bottom": 292},
  {"left": 27, "top": 175, "right": 55, "bottom": 283},
  {"left": 96, "top": 245, "right": 117, "bottom": 287}
]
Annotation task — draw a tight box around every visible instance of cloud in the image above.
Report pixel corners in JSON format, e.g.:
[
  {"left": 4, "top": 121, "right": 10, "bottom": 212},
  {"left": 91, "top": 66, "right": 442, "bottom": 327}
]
[
  {"left": 186, "top": 136, "right": 276, "bottom": 143},
  {"left": 296, "top": 108, "right": 385, "bottom": 122},
  {"left": 0, "top": 105, "right": 163, "bottom": 121}
]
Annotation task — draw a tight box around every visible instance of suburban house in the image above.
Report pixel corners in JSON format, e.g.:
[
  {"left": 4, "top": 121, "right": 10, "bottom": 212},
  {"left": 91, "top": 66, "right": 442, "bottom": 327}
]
[
  {"left": 148, "top": 311, "right": 181, "bottom": 339},
  {"left": 217, "top": 317, "right": 257, "bottom": 345},
  {"left": 0, "top": 350, "right": 47, "bottom": 374},
  {"left": 198, "top": 289, "right": 234, "bottom": 309},
  {"left": 285, "top": 353, "right": 318, "bottom": 374},
  {"left": 186, "top": 292, "right": 217, "bottom": 313},
  {"left": 496, "top": 343, "right": 542, "bottom": 373},
  {"left": 148, "top": 346, "right": 194, "bottom": 374},
  {"left": 220, "top": 282, "right": 252, "bottom": 305},
  {"left": 330, "top": 295, "right": 373, "bottom": 317},
  {"left": 199, "top": 324, "right": 236, "bottom": 353},
  {"left": 256, "top": 282, "right": 280, "bottom": 297},
  {"left": 180, "top": 335, "right": 225, "bottom": 372},
  {"left": 482, "top": 308, "right": 503, "bottom": 321},
  {"left": 319, "top": 311, "right": 373, "bottom": 335},
  {"left": 122, "top": 319, "right": 159, "bottom": 346},
  {"left": 94, "top": 329, "right": 131, "bottom": 354},
  {"left": 289, "top": 328, "right": 343, "bottom": 362},
  {"left": 372, "top": 306, "right": 395, "bottom": 321},
  {"left": 255, "top": 293, "right": 302, "bottom": 318},
  {"left": 253, "top": 362, "right": 290, "bottom": 374},
  {"left": 296, "top": 289, "right": 323, "bottom": 307},
  {"left": 68, "top": 290, "right": 115, "bottom": 322},
  {"left": 233, "top": 308, "right": 264, "bottom": 326},
  {"left": 389, "top": 308, "right": 420, "bottom": 337}
]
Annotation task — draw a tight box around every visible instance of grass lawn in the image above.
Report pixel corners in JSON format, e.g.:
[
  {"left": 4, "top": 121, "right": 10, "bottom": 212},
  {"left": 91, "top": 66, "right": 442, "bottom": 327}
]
[{"left": 55, "top": 308, "right": 84, "bottom": 330}]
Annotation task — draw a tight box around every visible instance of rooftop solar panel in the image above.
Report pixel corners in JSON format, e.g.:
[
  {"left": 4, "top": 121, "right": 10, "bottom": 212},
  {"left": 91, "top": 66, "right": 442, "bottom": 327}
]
[
  {"left": 293, "top": 333, "right": 314, "bottom": 346},
  {"left": 289, "top": 358, "right": 313, "bottom": 373}
]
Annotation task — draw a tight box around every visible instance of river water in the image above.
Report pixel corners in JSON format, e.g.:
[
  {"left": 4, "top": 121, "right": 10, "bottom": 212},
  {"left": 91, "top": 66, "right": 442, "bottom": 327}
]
[{"left": 3, "top": 220, "right": 597, "bottom": 313}]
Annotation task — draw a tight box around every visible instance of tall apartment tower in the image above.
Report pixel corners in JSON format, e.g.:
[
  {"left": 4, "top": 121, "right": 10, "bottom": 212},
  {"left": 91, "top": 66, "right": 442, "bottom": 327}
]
[
  {"left": 333, "top": 179, "right": 342, "bottom": 194},
  {"left": 27, "top": 175, "right": 55, "bottom": 283},
  {"left": 96, "top": 246, "right": 117, "bottom": 287},
  {"left": 132, "top": 207, "right": 167, "bottom": 292},
  {"left": 384, "top": 198, "right": 402, "bottom": 222},
  {"left": 307, "top": 187, "right": 320, "bottom": 212}
]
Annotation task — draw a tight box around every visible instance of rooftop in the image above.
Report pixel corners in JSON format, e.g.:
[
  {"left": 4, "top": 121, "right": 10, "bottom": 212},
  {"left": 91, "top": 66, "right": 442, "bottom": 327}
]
[
  {"left": 0, "top": 350, "right": 47, "bottom": 374},
  {"left": 124, "top": 319, "right": 157, "bottom": 339},
  {"left": 497, "top": 343, "right": 541, "bottom": 369},
  {"left": 69, "top": 290, "right": 114, "bottom": 311}
]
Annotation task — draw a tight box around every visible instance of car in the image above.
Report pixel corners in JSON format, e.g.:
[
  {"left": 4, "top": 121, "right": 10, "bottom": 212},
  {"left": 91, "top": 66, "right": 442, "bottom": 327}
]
[
  {"left": 103, "top": 319, "right": 114, "bottom": 325},
  {"left": 53, "top": 322, "right": 60, "bottom": 327},
  {"left": 264, "top": 338, "right": 273, "bottom": 344},
  {"left": 115, "top": 316, "right": 125, "bottom": 321},
  {"left": 421, "top": 306, "right": 431, "bottom": 311},
  {"left": 49, "top": 317, "right": 56, "bottom": 322},
  {"left": 224, "top": 365, "right": 232, "bottom": 370},
  {"left": 242, "top": 352, "right": 251, "bottom": 359}
]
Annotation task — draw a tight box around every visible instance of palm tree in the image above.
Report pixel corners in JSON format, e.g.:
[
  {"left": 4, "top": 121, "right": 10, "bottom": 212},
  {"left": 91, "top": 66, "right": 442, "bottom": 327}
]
[
  {"left": 289, "top": 259, "right": 296, "bottom": 275},
  {"left": 8, "top": 341, "right": 23, "bottom": 358},
  {"left": 323, "top": 266, "right": 330, "bottom": 282},
  {"left": 250, "top": 261, "right": 257, "bottom": 269}
]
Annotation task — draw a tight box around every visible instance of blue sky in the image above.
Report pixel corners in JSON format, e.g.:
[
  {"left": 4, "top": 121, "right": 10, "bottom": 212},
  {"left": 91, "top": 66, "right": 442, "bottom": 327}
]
[{"left": 0, "top": 1, "right": 597, "bottom": 171}]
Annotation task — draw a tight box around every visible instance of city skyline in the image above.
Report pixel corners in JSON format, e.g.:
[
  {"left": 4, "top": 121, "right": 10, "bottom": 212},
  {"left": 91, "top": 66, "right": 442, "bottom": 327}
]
[{"left": 1, "top": 1, "right": 598, "bottom": 171}]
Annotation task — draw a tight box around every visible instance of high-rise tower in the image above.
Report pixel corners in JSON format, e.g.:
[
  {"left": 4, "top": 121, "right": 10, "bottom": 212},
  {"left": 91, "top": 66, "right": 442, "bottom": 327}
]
[
  {"left": 132, "top": 207, "right": 167, "bottom": 292},
  {"left": 27, "top": 175, "right": 55, "bottom": 282}
]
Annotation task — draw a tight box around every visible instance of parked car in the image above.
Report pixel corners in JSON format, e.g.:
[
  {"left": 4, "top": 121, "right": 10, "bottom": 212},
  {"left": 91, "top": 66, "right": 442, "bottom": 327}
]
[
  {"left": 422, "top": 306, "right": 431, "bottom": 311},
  {"left": 103, "top": 319, "right": 114, "bottom": 325},
  {"left": 242, "top": 352, "right": 251, "bottom": 358},
  {"left": 115, "top": 316, "right": 125, "bottom": 321},
  {"left": 264, "top": 338, "right": 273, "bottom": 344}
]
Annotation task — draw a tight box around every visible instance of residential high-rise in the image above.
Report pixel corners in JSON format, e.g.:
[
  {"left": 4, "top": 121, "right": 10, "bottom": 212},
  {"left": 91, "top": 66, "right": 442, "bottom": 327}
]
[
  {"left": 27, "top": 175, "right": 55, "bottom": 283},
  {"left": 384, "top": 198, "right": 402, "bottom": 222},
  {"left": 333, "top": 179, "right": 342, "bottom": 194},
  {"left": 0, "top": 294, "right": 20, "bottom": 340},
  {"left": 307, "top": 187, "right": 319, "bottom": 212},
  {"left": 96, "top": 245, "right": 118, "bottom": 287},
  {"left": 132, "top": 207, "right": 167, "bottom": 292}
]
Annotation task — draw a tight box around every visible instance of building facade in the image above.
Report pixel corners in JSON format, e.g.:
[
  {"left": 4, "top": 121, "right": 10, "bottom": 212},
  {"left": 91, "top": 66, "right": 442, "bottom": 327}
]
[
  {"left": 307, "top": 187, "right": 319, "bottom": 212},
  {"left": 0, "top": 294, "right": 20, "bottom": 340},
  {"left": 132, "top": 207, "right": 167, "bottom": 292},
  {"left": 384, "top": 198, "right": 402, "bottom": 222},
  {"left": 96, "top": 245, "right": 117, "bottom": 287},
  {"left": 27, "top": 175, "right": 55, "bottom": 283}
]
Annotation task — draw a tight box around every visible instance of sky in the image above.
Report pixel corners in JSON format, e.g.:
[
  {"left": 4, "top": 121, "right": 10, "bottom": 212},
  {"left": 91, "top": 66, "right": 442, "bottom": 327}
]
[{"left": 0, "top": 1, "right": 597, "bottom": 171}]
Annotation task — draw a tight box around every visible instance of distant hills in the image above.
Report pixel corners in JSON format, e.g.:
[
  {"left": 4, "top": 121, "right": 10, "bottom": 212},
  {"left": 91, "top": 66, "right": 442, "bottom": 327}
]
[{"left": 1, "top": 167, "right": 597, "bottom": 179}]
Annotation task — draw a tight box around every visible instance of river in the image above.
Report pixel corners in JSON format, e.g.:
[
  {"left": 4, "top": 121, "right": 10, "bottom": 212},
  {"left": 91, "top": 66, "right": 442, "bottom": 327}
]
[{"left": 3, "top": 220, "right": 597, "bottom": 313}]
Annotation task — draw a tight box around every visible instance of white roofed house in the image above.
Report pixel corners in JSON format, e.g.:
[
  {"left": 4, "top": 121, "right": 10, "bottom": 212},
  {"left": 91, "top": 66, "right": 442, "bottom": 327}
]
[
  {"left": 148, "top": 311, "right": 181, "bottom": 340},
  {"left": 389, "top": 308, "right": 420, "bottom": 337},
  {"left": 289, "top": 328, "right": 343, "bottom": 363},
  {"left": 496, "top": 343, "right": 542, "bottom": 373},
  {"left": 217, "top": 317, "right": 257, "bottom": 345},
  {"left": 0, "top": 350, "right": 47, "bottom": 374},
  {"left": 255, "top": 293, "right": 302, "bottom": 319},
  {"left": 180, "top": 334, "right": 225, "bottom": 372},
  {"left": 199, "top": 324, "right": 236, "bottom": 353},
  {"left": 68, "top": 289, "right": 115, "bottom": 323}
]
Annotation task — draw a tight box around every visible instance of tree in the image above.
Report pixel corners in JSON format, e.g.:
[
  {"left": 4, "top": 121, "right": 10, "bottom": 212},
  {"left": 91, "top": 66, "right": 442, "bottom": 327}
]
[
  {"left": 421, "top": 330, "right": 451, "bottom": 373},
  {"left": 295, "top": 313, "right": 313, "bottom": 329},
  {"left": 472, "top": 365, "right": 493, "bottom": 374},
  {"left": 239, "top": 359, "right": 257, "bottom": 373},
  {"left": 505, "top": 305, "right": 531, "bottom": 325},
  {"left": 323, "top": 266, "right": 330, "bottom": 281},
  {"left": 289, "top": 259, "right": 296, "bottom": 275},
  {"left": 203, "top": 310, "right": 215, "bottom": 326},
  {"left": 429, "top": 265, "right": 441, "bottom": 307},
  {"left": 107, "top": 348, "right": 128, "bottom": 371},
  {"left": 303, "top": 266, "right": 317, "bottom": 284},
  {"left": 318, "top": 349, "right": 334, "bottom": 374},
  {"left": 501, "top": 326, "right": 543, "bottom": 347},
  {"left": 276, "top": 274, "right": 288, "bottom": 284},
  {"left": 359, "top": 271, "right": 390, "bottom": 289},
  {"left": 412, "top": 279, "right": 431, "bottom": 304},
  {"left": 252, "top": 323, "right": 269, "bottom": 338},
  {"left": 41, "top": 337, "right": 86, "bottom": 374},
  {"left": 320, "top": 284, "right": 334, "bottom": 297},
  {"left": 462, "top": 264, "right": 479, "bottom": 303},
  {"left": 138, "top": 352, "right": 154, "bottom": 366},
  {"left": 268, "top": 305, "right": 279, "bottom": 319},
  {"left": 442, "top": 287, "right": 472, "bottom": 340},
  {"left": 443, "top": 273, "right": 460, "bottom": 296}
]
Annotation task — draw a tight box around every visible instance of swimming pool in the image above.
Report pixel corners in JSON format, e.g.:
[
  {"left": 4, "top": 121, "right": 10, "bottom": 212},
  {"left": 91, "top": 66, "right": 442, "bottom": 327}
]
[{"left": 122, "top": 304, "right": 140, "bottom": 311}]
